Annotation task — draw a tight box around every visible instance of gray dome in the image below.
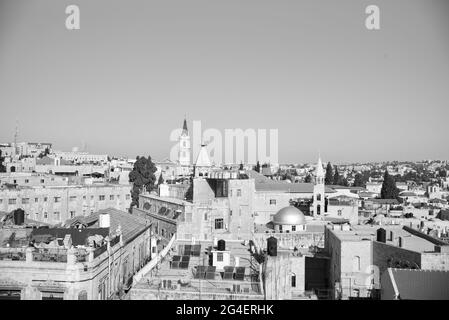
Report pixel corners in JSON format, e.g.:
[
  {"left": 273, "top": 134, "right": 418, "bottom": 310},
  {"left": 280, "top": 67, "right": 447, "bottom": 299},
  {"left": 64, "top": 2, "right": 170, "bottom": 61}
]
[{"left": 273, "top": 206, "right": 306, "bottom": 225}]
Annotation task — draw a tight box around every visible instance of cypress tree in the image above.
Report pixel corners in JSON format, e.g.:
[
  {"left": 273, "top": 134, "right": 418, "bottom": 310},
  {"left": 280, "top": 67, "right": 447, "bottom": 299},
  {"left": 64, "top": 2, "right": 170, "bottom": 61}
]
[
  {"left": 333, "top": 166, "right": 340, "bottom": 185},
  {"left": 325, "top": 162, "right": 333, "bottom": 185},
  {"left": 380, "top": 170, "right": 399, "bottom": 199}
]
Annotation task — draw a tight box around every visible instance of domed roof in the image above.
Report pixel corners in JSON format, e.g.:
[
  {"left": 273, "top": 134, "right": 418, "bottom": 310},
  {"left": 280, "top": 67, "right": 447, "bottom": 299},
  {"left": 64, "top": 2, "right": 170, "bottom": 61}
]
[{"left": 273, "top": 206, "right": 306, "bottom": 225}]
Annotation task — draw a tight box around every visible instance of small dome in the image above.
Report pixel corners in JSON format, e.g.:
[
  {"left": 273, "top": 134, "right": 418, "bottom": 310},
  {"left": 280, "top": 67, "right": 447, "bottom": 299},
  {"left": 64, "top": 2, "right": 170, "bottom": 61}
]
[{"left": 273, "top": 206, "right": 306, "bottom": 225}]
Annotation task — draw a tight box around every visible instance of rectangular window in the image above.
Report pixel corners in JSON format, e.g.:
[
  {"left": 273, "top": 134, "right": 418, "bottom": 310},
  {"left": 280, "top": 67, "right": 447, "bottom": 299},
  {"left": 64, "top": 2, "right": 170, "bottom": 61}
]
[
  {"left": 40, "top": 179, "right": 45, "bottom": 183},
  {"left": 204, "top": 213, "right": 208, "bottom": 221},
  {"left": 292, "top": 225, "right": 296, "bottom": 232},
  {"left": 338, "top": 210, "right": 342, "bottom": 216},
  {"left": 53, "top": 212, "right": 60, "bottom": 220},
  {"left": 217, "top": 252, "right": 224, "bottom": 262},
  {"left": 44, "top": 212, "right": 48, "bottom": 219},
  {"left": 110, "top": 195, "right": 114, "bottom": 200},
  {"left": 126, "top": 194, "right": 130, "bottom": 200},
  {"left": 54, "top": 197, "right": 61, "bottom": 203},
  {"left": 99, "top": 195, "right": 105, "bottom": 201},
  {"left": 270, "top": 199, "right": 276, "bottom": 205},
  {"left": 35, "top": 198, "right": 39, "bottom": 203},
  {"left": 25, "top": 179, "right": 29, "bottom": 183},
  {"left": 215, "top": 218, "right": 224, "bottom": 230},
  {"left": 44, "top": 197, "right": 48, "bottom": 202},
  {"left": 8, "top": 199, "right": 16, "bottom": 205},
  {"left": 22, "top": 198, "right": 30, "bottom": 204},
  {"left": 237, "top": 189, "right": 242, "bottom": 197},
  {"left": 69, "top": 196, "right": 77, "bottom": 201},
  {"left": 70, "top": 211, "right": 75, "bottom": 219},
  {"left": 83, "top": 196, "right": 86, "bottom": 200},
  {"left": 91, "top": 195, "right": 94, "bottom": 200}
]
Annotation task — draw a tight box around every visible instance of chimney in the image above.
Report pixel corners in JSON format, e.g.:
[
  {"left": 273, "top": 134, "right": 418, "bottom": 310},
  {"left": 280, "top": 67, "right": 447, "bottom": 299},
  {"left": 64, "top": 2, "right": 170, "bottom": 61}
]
[{"left": 99, "top": 211, "right": 110, "bottom": 228}]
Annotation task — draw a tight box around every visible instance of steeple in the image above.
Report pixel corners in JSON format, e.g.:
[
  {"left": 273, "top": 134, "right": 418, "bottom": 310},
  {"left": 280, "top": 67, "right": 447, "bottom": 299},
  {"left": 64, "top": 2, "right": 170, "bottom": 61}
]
[
  {"left": 182, "top": 117, "right": 188, "bottom": 136},
  {"left": 316, "top": 156, "right": 324, "bottom": 178},
  {"left": 178, "top": 117, "right": 191, "bottom": 166}
]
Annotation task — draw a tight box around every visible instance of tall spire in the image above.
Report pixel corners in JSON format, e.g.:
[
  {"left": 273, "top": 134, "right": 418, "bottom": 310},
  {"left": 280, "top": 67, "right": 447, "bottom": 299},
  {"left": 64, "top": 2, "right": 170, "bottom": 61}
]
[
  {"left": 182, "top": 117, "right": 188, "bottom": 135},
  {"left": 316, "top": 156, "right": 324, "bottom": 178}
]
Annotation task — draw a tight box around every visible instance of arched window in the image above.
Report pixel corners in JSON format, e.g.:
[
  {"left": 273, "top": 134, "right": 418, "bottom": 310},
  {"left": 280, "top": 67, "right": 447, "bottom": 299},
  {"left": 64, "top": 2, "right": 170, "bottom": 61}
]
[
  {"left": 78, "top": 290, "right": 88, "bottom": 300},
  {"left": 353, "top": 256, "right": 361, "bottom": 271},
  {"left": 291, "top": 273, "right": 296, "bottom": 287},
  {"left": 317, "top": 194, "right": 321, "bottom": 201}
]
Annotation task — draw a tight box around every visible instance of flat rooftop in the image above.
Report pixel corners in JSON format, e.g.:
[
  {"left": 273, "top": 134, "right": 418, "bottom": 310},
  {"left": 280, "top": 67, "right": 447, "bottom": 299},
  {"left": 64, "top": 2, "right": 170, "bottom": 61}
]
[
  {"left": 133, "top": 239, "right": 263, "bottom": 297},
  {"left": 331, "top": 225, "right": 441, "bottom": 253}
]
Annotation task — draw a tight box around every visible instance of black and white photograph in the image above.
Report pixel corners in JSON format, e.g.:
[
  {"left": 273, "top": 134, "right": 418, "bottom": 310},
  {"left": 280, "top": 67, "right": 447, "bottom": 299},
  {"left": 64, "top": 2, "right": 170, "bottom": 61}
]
[{"left": 0, "top": 0, "right": 449, "bottom": 308}]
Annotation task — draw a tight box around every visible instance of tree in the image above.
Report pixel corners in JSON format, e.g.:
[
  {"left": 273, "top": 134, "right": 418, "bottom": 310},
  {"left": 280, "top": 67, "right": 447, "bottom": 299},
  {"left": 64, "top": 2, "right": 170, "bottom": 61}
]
[
  {"left": 128, "top": 156, "right": 157, "bottom": 210},
  {"left": 380, "top": 170, "right": 399, "bottom": 200},
  {"left": 157, "top": 173, "right": 164, "bottom": 186},
  {"left": 353, "top": 173, "right": 364, "bottom": 187},
  {"left": 254, "top": 161, "right": 261, "bottom": 173},
  {"left": 325, "top": 162, "right": 333, "bottom": 185},
  {"left": 333, "top": 166, "right": 341, "bottom": 185},
  {"left": 304, "top": 174, "right": 312, "bottom": 183},
  {"left": 185, "top": 177, "right": 193, "bottom": 201},
  {"left": 0, "top": 150, "right": 5, "bottom": 173}
]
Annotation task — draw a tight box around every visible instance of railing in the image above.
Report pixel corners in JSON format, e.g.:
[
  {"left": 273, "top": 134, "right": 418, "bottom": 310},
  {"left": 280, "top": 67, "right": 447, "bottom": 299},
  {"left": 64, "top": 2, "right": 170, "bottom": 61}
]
[
  {"left": 93, "top": 245, "right": 107, "bottom": 258},
  {"left": 32, "top": 250, "right": 68, "bottom": 263},
  {"left": 132, "top": 234, "right": 176, "bottom": 285},
  {"left": 110, "top": 235, "right": 120, "bottom": 247},
  {"left": 0, "top": 249, "right": 26, "bottom": 261}
]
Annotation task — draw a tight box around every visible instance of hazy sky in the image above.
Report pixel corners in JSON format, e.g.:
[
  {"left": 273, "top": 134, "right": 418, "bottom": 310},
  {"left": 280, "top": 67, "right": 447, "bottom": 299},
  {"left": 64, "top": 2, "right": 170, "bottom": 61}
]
[{"left": 0, "top": 0, "right": 448, "bottom": 163}]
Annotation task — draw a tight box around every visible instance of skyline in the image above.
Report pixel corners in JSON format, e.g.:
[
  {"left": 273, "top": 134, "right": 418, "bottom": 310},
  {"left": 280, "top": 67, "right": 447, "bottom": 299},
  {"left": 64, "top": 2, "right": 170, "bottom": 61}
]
[{"left": 1, "top": 0, "right": 449, "bottom": 163}]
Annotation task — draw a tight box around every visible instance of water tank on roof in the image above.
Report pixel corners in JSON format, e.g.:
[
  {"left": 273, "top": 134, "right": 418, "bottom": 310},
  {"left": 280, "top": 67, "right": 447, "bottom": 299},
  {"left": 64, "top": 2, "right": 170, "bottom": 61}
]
[
  {"left": 377, "top": 228, "right": 386, "bottom": 243},
  {"left": 13, "top": 209, "right": 25, "bottom": 226},
  {"left": 267, "top": 236, "right": 277, "bottom": 256},
  {"left": 217, "top": 239, "right": 226, "bottom": 251}
]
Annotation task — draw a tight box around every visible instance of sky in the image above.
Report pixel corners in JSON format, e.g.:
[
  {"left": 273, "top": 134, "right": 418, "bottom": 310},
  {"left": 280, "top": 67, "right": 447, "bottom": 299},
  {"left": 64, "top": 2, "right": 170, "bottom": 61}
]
[{"left": 0, "top": 0, "right": 448, "bottom": 164}]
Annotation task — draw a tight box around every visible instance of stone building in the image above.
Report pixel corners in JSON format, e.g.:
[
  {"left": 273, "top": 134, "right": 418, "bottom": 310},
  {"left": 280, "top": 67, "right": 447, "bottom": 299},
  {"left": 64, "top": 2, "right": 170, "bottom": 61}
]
[
  {"left": 0, "top": 208, "right": 152, "bottom": 300},
  {"left": 0, "top": 183, "right": 131, "bottom": 224},
  {"left": 325, "top": 224, "right": 449, "bottom": 300}
]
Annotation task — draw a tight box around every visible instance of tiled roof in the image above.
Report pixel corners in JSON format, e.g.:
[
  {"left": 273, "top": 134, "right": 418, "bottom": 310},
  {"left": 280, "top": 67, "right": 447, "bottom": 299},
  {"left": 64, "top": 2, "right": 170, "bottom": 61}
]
[
  {"left": 94, "top": 208, "right": 150, "bottom": 243},
  {"left": 388, "top": 268, "right": 449, "bottom": 300},
  {"left": 31, "top": 228, "right": 109, "bottom": 246},
  {"left": 62, "top": 208, "right": 150, "bottom": 244}
]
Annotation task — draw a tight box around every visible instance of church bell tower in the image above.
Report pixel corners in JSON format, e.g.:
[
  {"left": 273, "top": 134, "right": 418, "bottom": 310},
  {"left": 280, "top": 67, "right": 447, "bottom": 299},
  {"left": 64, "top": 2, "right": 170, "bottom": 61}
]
[
  {"left": 178, "top": 118, "right": 191, "bottom": 166},
  {"left": 313, "top": 157, "right": 326, "bottom": 217}
]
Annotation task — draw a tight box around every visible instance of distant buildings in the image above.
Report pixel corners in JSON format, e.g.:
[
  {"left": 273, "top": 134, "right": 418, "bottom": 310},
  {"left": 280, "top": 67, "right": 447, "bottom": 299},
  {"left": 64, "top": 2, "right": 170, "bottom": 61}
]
[{"left": 0, "top": 173, "right": 131, "bottom": 224}]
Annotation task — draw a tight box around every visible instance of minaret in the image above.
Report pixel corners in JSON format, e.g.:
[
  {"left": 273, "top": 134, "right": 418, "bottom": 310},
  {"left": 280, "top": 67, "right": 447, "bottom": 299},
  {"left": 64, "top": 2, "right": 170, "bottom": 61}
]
[
  {"left": 313, "top": 156, "right": 325, "bottom": 217},
  {"left": 178, "top": 118, "right": 191, "bottom": 166}
]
